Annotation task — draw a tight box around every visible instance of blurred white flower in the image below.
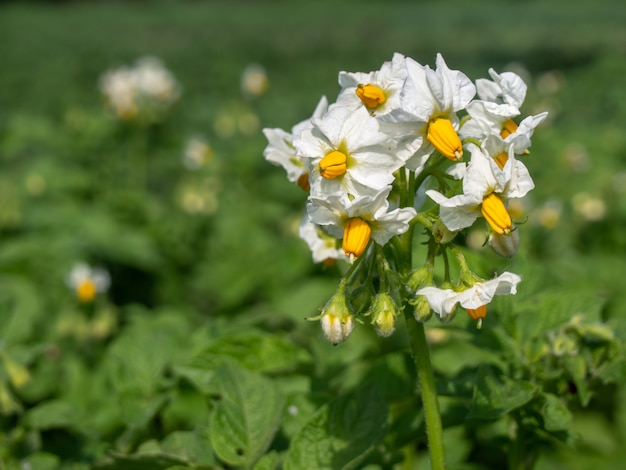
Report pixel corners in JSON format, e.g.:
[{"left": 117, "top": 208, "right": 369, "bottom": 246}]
[
  {"left": 66, "top": 262, "right": 110, "bottom": 303},
  {"left": 572, "top": 192, "right": 606, "bottom": 221},
  {"left": 183, "top": 136, "right": 213, "bottom": 170},
  {"left": 241, "top": 63, "right": 269, "bottom": 97},
  {"left": 99, "top": 56, "right": 180, "bottom": 123}
]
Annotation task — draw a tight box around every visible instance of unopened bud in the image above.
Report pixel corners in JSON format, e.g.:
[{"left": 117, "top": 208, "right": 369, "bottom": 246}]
[
  {"left": 369, "top": 293, "right": 398, "bottom": 337},
  {"left": 432, "top": 219, "right": 457, "bottom": 244},
  {"left": 488, "top": 227, "right": 520, "bottom": 258},
  {"left": 318, "top": 288, "right": 355, "bottom": 344},
  {"left": 412, "top": 296, "right": 432, "bottom": 322}
]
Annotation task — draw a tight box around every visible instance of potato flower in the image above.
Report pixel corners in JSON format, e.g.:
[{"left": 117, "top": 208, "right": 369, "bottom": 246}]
[
  {"left": 295, "top": 104, "right": 402, "bottom": 198},
  {"left": 426, "top": 144, "right": 534, "bottom": 235},
  {"left": 66, "top": 262, "right": 110, "bottom": 304},
  {"left": 262, "top": 96, "right": 328, "bottom": 191},
  {"left": 416, "top": 271, "right": 521, "bottom": 322},
  {"left": 307, "top": 186, "right": 416, "bottom": 260},
  {"left": 381, "top": 53, "right": 476, "bottom": 169}
]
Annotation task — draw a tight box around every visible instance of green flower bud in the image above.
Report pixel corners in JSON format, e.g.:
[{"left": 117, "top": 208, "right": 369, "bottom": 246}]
[
  {"left": 412, "top": 295, "right": 432, "bottom": 323},
  {"left": 406, "top": 264, "right": 433, "bottom": 293},
  {"left": 369, "top": 293, "right": 398, "bottom": 337}
]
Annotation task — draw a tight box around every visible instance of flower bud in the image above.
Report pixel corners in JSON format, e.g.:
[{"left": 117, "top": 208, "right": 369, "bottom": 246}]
[
  {"left": 488, "top": 227, "right": 520, "bottom": 258},
  {"left": 318, "top": 288, "right": 355, "bottom": 344},
  {"left": 432, "top": 219, "right": 457, "bottom": 244},
  {"left": 412, "top": 295, "right": 433, "bottom": 322},
  {"left": 406, "top": 265, "right": 433, "bottom": 293},
  {"left": 369, "top": 293, "right": 398, "bottom": 337}
]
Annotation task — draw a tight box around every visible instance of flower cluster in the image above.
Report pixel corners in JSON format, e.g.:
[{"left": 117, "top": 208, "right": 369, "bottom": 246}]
[
  {"left": 99, "top": 56, "right": 181, "bottom": 123},
  {"left": 263, "top": 53, "right": 547, "bottom": 342}
]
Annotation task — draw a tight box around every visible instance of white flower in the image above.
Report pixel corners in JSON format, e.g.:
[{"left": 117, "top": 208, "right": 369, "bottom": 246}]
[
  {"left": 66, "top": 262, "right": 110, "bottom": 303},
  {"left": 133, "top": 57, "right": 180, "bottom": 104},
  {"left": 416, "top": 271, "right": 521, "bottom": 319},
  {"left": 460, "top": 68, "right": 548, "bottom": 153},
  {"left": 262, "top": 96, "right": 328, "bottom": 188},
  {"left": 295, "top": 104, "right": 401, "bottom": 198},
  {"left": 183, "top": 136, "right": 213, "bottom": 170},
  {"left": 426, "top": 144, "right": 534, "bottom": 234},
  {"left": 381, "top": 53, "right": 476, "bottom": 168},
  {"left": 336, "top": 52, "right": 408, "bottom": 118},
  {"left": 241, "top": 63, "right": 269, "bottom": 97},
  {"left": 99, "top": 56, "right": 180, "bottom": 122},
  {"left": 298, "top": 215, "right": 347, "bottom": 264},
  {"left": 307, "top": 186, "right": 416, "bottom": 259},
  {"left": 476, "top": 69, "right": 528, "bottom": 109}
]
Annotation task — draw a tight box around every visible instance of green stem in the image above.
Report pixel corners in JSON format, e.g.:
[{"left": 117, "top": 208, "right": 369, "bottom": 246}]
[{"left": 397, "top": 230, "right": 446, "bottom": 470}]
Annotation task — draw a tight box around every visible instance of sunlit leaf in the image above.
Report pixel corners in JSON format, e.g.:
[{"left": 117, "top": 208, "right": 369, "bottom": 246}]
[{"left": 283, "top": 383, "right": 388, "bottom": 470}]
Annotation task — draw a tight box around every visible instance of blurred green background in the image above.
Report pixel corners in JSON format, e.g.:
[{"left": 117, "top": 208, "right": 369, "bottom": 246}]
[{"left": 0, "top": 0, "right": 625, "bottom": 468}]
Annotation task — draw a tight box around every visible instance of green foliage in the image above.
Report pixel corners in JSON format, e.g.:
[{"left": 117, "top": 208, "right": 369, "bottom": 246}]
[{"left": 0, "top": 1, "right": 625, "bottom": 469}]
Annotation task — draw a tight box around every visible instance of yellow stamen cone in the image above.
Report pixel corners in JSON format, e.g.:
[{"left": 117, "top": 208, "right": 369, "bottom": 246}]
[
  {"left": 427, "top": 118, "right": 463, "bottom": 161},
  {"left": 77, "top": 279, "right": 97, "bottom": 303},
  {"left": 342, "top": 218, "right": 371, "bottom": 259},
  {"left": 297, "top": 172, "right": 310, "bottom": 192},
  {"left": 319, "top": 151, "right": 347, "bottom": 179},
  {"left": 465, "top": 305, "right": 487, "bottom": 329},
  {"left": 494, "top": 151, "right": 508, "bottom": 169},
  {"left": 356, "top": 83, "right": 386, "bottom": 109},
  {"left": 500, "top": 118, "right": 518, "bottom": 139},
  {"left": 481, "top": 193, "right": 512, "bottom": 235}
]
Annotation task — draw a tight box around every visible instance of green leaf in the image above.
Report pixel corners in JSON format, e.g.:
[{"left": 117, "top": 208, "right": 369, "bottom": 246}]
[
  {"left": 94, "top": 452, "right": 187, "bottom": 470},
  {"left": 468, "top": 366, "right": 538, "bottom": 420},
  {"left": 209, "top": 361, "right": 284, "bottom": 468},
  {"left": 160, "top": 430, "right": 217, "bottom": 466},
  {"left": 191, "top": 329, "right": 311, "bottom": 374},
  {"left": 0, "top": 276, "right": 43, "bottom": 346},
  {"left": 24, "top": 399, "right": 77, "bottom": 430},
  {"left": 253, "top": 451, "right": 281, "bottom": 470},
  {"left": 541, "top": 393, "right": 573, "bottom": 432},
  {"left": 283, "top": 383, "right": 388, "bottom": 470}
]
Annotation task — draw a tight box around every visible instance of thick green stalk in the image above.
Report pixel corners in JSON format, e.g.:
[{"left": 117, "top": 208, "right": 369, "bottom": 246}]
[{"left": 397, "top": 230, "right": 446, "bottom": 469}]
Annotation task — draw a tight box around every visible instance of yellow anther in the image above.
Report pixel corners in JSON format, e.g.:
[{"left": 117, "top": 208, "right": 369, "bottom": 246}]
[
  {"left": 500, "top": 118, "right": 518, "bottom": 139},
  {"left": 319, "top": 151, "right": 347, "bottom": 179},
  {"left": 356, "top": 83, "right": 386, "bottom": 109},
  {"left": 481, "top": 193, "right": 512, "bottom": 235},
  {"left": 342, "top": 218, "right": 371, "bottom": 259},
  {"left": 465, "top": 304, "right": 487, "bottom": 321},
  {"left": 465, "top": 304, "right": 487, "bottom": 329},
  {"left": 297, "top": 172, "right": 310, "bottom": 192},
  {"left": 427, "top": 118, "right": 463, "bottom": 161},
  {"left": 494, "top": 151, "right": 508, "bottom": 169},
  {"left": 77, "top": 279, "right": 97, "bottom": 303}
]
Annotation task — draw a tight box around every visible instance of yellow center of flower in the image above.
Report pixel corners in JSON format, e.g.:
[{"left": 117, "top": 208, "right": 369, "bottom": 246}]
[
  {"left": 465, "top": 304, "right": 487, "bottom": 328},
  {"left": 494, "top": 151, "right": 508, "bottom": 169},
  {"left": 77, "top": 279, "right": 97, "bottom": 303},
  {"left": 481, "top": 193, "right": 512, "bottom": 235},
  {"left": 500, "top": 118, "right": 518, "bottom": 139},
  {"left": 297, "top": 172, "right": 310, "bottom": 192},
  {"left": 319, "top": 151, "right": 347, "bottom": 179},
  {"left": 342, "top": 218, "right": 372, "bottom": 260},
  {"left": 427, "top": 118, "right": 463, "bottom": 161},
  {"left": 356, "top": 83, "right": 386, "bottom": 109},
  {"left": 465, "top": 304, "right": 487, "bottom": 321}
]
